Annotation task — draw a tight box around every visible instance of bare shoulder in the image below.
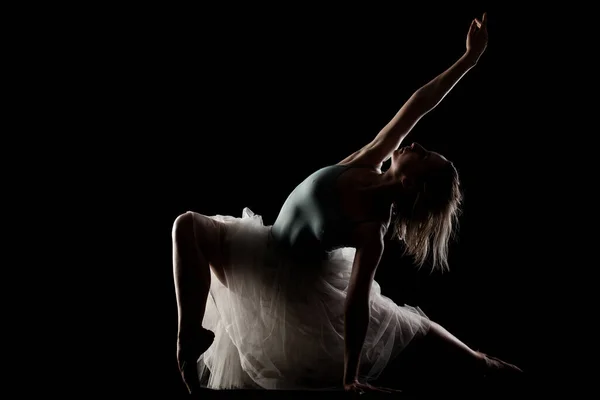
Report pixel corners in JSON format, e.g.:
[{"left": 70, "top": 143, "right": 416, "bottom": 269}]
[
  {"left": 333, "top": 157, "right": 391, "bottom": 239},
  {"left": 351, "top": 221, "right": 387, "bottom": 251},
  {"left": 355, "top": 220, "right": 387, "bottom": 238},
  {"left": 347, "top": 216, "right": 390, "bottom": 248}
]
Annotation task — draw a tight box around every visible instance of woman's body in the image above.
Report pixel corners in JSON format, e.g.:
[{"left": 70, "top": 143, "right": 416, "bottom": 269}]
[{"left": 173, "top": 13, "right": 521, "bottom": 394}]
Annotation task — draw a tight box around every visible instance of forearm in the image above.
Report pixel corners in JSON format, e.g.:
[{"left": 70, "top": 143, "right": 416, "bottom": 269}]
[
  {"left": 343, "top": 296, "right": 370, "bottom": 384},
  {"left": 413, "top": 52, "right": 478, "bottom": 111}
]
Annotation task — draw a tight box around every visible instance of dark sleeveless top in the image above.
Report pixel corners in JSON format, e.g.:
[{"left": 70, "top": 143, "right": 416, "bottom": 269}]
[{"left": 271, "top": 164, "right": 377, "bottom": 260}]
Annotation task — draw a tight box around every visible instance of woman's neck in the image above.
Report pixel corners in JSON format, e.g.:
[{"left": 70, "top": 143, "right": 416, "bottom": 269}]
[{"left": 366, "top": 169, "right": 406, "bottom": 208}]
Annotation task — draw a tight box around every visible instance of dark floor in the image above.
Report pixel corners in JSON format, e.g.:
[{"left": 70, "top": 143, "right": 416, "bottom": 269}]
[
  {"left": 193, "top": 383, "right": 532, "bottom": 400},
  {"left": 191, "top": 373, "right": 532, "bottom": 399}
]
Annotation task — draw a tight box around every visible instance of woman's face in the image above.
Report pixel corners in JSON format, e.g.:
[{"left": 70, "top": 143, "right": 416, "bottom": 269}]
[{"left": 391, "top": 142, "right": 448, "bottom": 181}]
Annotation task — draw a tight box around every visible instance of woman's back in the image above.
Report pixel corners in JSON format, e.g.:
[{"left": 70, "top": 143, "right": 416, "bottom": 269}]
[{"left": 271, "top": 164, "right": 378, "bottom": 259}]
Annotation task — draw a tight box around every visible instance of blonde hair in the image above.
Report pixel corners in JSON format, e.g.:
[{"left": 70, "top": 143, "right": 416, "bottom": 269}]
[{"left": 390, "top": 162, "right": 462, "bottom": 273}]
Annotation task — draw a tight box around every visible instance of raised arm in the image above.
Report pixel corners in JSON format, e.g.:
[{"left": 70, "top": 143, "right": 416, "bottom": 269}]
[
  {"left": 340, "top": 13, "right": 488, "bottom": 168},
  {"left": 343, "top": 224, "right": 385, "bottom": 390}
]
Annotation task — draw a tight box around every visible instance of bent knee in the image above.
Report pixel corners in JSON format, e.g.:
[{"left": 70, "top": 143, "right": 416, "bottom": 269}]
[
  {"left": 172, "top": 211, "right": 196, "bottom": 240},
  {"left": 172, "top": 211, "right": 222, "bottom": 246}
]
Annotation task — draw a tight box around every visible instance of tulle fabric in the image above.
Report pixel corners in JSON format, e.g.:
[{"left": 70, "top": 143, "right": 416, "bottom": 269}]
[{"left": 198, "top": 207, "right": 430, "bottom": 390}]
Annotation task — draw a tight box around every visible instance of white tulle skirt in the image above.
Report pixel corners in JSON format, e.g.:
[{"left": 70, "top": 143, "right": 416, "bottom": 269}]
[{"left": 198, "top": 208, "right": 430, "bottom": 390}]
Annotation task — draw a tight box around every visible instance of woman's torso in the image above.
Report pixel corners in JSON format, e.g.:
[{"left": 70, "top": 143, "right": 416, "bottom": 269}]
[{"left": 271, "top": 162, "right": 392, "bottom": 258}]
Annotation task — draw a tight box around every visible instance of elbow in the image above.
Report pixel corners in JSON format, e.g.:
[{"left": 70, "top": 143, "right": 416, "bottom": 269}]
[
  {"left": 411, "top": 87, "right": 427, "bottom": 100},
  {"left": 411, "top": 88, "right": 437, "bottom": 110}
]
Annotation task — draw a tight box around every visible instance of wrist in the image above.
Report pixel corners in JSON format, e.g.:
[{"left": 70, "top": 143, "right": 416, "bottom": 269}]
[
  {"left": 344, "top": 372, "right": 358, "bottom": 385},
  {"left": 343, "top": 367, "right": 358, "bottom": 385},
  {"left": 343, "top": 361, "right": 359, "bottom": 385},
  {"left": 344, "top": 377, "right": 358, "bottom": 386},
  {"left": 462, "top": 51, "right": 480, "bottom": 67}
]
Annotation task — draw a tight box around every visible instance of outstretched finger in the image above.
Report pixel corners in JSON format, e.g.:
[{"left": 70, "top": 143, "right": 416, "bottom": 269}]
[
  {"left": 379, "top": 387, "right": 402, "bottom": 393},
  {"left": 367, "top": 384, "right": 400, "bottom": 394},
  {"left": 482, "top": 12, "right": 487, "bottom": 25},
  {"left": 469, "top": 19, "right": 477, "bottom": 33}
]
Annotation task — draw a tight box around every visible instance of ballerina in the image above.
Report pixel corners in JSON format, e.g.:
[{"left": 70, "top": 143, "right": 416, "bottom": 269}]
[{"left": 173, "top": 12, "right": 522, "bottom": 394}]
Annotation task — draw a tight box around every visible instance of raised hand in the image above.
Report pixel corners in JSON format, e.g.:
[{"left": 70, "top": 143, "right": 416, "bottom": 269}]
[{"left": 466, "top": 12, "right": 488, "bottom": 63}]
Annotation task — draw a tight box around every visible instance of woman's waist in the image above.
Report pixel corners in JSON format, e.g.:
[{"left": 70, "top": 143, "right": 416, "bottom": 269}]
[{"left": 267, "top": 227, "right": 329, "bottom": 263}]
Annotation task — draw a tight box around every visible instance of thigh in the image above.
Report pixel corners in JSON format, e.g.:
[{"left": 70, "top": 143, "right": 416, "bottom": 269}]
[{"left": 187, "top": 212, "right": 229, "bottom": 286}]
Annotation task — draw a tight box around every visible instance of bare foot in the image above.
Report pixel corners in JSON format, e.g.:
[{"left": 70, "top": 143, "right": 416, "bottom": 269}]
[{"left": 177, "top": 328, "right": 215, "bottom": 394}]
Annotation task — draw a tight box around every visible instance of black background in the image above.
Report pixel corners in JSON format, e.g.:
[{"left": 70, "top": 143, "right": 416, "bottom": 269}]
[{"left": 26, "top": 3, "right": 574, "bottom": 396}]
